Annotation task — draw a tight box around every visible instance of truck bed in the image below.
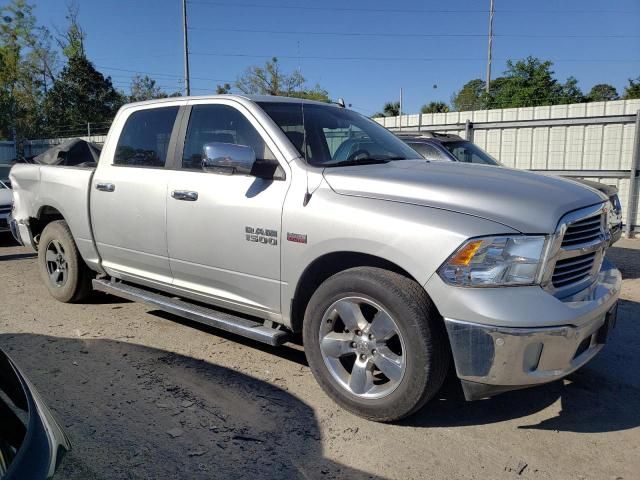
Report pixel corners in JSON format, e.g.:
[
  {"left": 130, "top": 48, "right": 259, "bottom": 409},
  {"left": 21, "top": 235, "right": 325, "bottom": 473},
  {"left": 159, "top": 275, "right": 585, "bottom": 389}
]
[{"left": 10, "top": 163, "right": 100, "bottom": 267}]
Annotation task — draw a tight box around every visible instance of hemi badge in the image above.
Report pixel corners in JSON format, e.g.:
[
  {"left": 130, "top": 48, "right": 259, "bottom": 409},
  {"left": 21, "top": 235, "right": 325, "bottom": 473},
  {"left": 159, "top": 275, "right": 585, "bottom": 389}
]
[{"left": 287, "top": 233, "right": 307, "bottom": 244}]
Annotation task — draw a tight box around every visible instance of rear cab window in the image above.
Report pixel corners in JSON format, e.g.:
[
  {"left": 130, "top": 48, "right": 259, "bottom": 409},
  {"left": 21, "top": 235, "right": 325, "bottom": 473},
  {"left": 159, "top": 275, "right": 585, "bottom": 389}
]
[{"left": 114, "top": 106, "right": 180, "bottom": 167}]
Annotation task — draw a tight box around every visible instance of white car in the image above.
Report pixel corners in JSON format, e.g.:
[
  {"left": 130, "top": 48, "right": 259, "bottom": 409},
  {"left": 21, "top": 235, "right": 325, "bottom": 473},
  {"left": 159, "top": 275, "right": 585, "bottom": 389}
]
[{"left": 0, "top": 175, "right": 12, "bottom": 233}]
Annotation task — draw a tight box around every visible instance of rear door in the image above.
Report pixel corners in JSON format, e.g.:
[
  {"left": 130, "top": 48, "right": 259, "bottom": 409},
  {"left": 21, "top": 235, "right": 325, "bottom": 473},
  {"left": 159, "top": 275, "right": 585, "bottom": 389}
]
[
  {"left": 165, "top": 100, "right": 290, "bottom": 316},
  {"left": 91, "top": 103, "right": 183, "bottom": 285}
]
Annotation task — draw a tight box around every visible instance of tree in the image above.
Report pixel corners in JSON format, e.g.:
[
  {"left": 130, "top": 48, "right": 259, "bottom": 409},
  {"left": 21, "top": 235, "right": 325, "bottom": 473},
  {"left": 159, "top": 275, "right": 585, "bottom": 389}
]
[
  {"left": 451, "top": 79, "right": 486, "bottom": 111},
  {"left": 372, "top": 101, "right": 400, "bottom": 117},
  {"left": 56, "top": 1, "right": 84, "bottom": 60},
  {"left": 235, "top": 57, "right": 329, "bottom": 101},
  {"left": 44, "top": 55, "right": 123, "bottom": 136},
  {"left": 587, "top": 83, "right": 619, "bottom": 102},
  {"left": 420, "top": 101, "right": 450, "bottom": 113},
  {"left": 556, "top": 76, "right": 585, "bottom": 105},
  {"left": 488, "top": 57, "right": 558, "bottom": 108},
  {"left": 485, "top": 56, "right": 586, "bottom": 108},
  {"left": 43, "top": 4, "right": 124, "bottom": 137},
  {"left": 623, "top": 76, "right": 640, "bottom": 100},
  {"left": 216, "top": 83, "right": 231, "bottom": 94},
  {"left": 129, "top": 75, "right": 166, "bottom": 102},
  {"left": 0, "top": 0, "right": 56, "bottom": 142}
]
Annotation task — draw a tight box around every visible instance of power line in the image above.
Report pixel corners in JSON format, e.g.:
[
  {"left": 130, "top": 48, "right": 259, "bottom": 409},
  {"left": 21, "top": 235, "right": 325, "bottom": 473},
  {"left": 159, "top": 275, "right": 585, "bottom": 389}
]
[
  {"left": 187, "top": 26, "right": 640, "bottom": 39},
  {"left": 95, "top": 65, "right": 234, "bottom": 83},
  {"left": 188, "top": 52, "right": 640, "bottom": 63},
  {"left": 187, "top": 1, "right": 640, "bottom": 14},
  {"left": 187, "top": 1, "right": 488, "bottom": 13}
]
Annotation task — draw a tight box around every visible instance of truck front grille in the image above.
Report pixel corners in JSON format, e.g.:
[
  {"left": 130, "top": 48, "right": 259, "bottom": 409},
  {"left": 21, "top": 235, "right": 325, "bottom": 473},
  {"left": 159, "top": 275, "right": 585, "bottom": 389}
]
[
  {"left": 546, "top": 207, "right": 607, "bottom": 295},
  {"left": 0, "top": 205, "right": 11, "bottom": 215},
  {"left": 561, "top": 214, "right": 603, "bottom": 247},
  {"left": 552, "top": 252, "right": 596, "bottom": 288}
]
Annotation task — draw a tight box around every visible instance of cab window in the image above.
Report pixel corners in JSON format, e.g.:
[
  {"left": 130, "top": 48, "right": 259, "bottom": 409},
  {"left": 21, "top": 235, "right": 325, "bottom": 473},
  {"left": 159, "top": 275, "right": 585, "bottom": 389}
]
[
  {"left": 114, "top": 106, "right": 179, "bottom": 167},
  {"left": 182, "top": 104, "right": 277, "bottom": 173}
]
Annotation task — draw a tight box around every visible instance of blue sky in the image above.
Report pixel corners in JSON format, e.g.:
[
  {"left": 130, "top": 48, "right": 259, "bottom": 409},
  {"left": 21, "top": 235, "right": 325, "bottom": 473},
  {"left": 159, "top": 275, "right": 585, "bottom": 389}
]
[{"left": 34, "top": 0, "right": 640, "bottom": 115}]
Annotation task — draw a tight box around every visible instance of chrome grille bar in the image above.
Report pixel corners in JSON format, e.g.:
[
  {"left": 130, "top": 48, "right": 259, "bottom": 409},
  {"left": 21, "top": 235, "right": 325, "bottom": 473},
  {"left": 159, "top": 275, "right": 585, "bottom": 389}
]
[{"left": 542, "top": 203, "right": 609, "bottom": 297}]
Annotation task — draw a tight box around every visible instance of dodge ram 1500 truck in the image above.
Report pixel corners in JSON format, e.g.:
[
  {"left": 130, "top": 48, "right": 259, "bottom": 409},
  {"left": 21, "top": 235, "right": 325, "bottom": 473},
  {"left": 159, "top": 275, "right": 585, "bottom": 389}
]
[{"left": 9, "top": 95, "right": 621, "bottom": 422}]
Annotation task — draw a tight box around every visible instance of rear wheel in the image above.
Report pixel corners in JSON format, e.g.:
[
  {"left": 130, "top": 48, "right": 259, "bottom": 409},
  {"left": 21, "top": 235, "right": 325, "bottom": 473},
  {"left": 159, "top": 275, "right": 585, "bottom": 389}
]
[
  {"left": 303, "top": 267, "right": 449, "bottom": 422},
  {"left": 38, "top": 220, "right": 93, "bottom": 303}
]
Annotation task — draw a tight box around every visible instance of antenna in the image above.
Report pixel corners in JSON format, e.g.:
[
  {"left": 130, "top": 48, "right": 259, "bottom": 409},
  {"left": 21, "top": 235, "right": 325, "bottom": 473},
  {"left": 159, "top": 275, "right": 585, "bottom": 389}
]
[{"left": 301, "top": 99, "right": 313, "bottom": 206}]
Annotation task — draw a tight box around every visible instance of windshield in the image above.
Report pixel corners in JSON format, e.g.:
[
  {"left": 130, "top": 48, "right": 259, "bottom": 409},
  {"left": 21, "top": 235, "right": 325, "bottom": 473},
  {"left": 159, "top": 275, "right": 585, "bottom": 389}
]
[
  {"left": 440, "top": 141, "right": 500, "bottom": 166},
  {"left": 258, "top": 102, "right": 419, "bottom": 167}
]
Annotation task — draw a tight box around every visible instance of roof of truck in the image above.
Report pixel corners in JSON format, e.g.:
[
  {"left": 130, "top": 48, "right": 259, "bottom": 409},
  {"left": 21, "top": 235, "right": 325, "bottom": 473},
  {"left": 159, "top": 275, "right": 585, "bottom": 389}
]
[
  {"left": 395, "top": 131, "right": 464, "bottom": 142},
  {"left": 123, "top": 94, "right": 339, "bottom": 109}
]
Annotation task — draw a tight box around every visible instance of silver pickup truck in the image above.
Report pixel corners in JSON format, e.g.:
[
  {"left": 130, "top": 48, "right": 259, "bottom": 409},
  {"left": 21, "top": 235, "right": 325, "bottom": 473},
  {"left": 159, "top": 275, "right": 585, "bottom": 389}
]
[{"left": 9, "top": 95, "right": 621, "bottom": 422}]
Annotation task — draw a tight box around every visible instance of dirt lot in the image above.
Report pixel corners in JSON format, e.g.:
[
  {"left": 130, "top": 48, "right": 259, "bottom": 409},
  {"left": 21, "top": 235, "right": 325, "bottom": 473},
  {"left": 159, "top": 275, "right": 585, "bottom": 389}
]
[{"left": 0, "top": 233, "right": 638, "bottom": 480}]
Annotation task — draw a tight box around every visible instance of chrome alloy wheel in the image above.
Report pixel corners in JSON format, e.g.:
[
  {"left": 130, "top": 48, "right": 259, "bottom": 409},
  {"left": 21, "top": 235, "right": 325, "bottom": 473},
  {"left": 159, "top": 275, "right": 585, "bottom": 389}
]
[
  {"left": 45, "top": 240, "right": 68, "bottom": 287},
  {"left": 319, "top": 297, "right": 406, "bottom": 399}
]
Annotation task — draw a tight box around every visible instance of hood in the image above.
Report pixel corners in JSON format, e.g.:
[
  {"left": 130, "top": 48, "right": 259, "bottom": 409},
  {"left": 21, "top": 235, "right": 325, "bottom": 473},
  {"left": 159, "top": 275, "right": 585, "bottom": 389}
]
[
  {"left": 570, "top": 178, "right": 617, "bottom": 198},
  {"left": 323, "top": 160, "right": 606, "bottom": 233}
]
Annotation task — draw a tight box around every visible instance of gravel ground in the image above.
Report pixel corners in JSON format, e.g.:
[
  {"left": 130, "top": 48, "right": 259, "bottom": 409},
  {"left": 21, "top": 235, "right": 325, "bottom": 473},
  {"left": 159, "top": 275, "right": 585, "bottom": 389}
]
[{"left": 0, "top": 233, "right": 638, "bottom": 480}]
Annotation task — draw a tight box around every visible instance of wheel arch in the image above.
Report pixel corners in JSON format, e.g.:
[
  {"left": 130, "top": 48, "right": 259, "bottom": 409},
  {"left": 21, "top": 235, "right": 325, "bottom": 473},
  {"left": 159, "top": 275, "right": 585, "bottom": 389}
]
[
  {"left": 30, "top": 205, "right": 65, "bottom": 241},
  {"left": 289, "top": 251, "right": 422, "bottom": 334}
]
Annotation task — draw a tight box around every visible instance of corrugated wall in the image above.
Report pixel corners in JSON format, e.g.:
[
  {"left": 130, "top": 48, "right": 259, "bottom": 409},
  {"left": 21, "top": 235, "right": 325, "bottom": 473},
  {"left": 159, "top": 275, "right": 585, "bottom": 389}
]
[
  {"left": 377, "top": 99, "right": 640, "bottom": 227},
  {"left": 0, "top": 142, "right": 16, "bottom": 163}
]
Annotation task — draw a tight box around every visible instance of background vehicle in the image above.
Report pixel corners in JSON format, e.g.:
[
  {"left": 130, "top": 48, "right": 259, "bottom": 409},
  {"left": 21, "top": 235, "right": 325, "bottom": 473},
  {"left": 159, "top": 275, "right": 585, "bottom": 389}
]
[
  {"left": 0, "top": 349, "right": 70, "bottom": 479},
  {"left": 8, "top": 95, "right": 620, "bottom": 422},
  {"left": 397, "top": 132, "right": 623, "bottom": 244},
  {"left": 0, "top": 167, "right": 12, "bottom": 233}
]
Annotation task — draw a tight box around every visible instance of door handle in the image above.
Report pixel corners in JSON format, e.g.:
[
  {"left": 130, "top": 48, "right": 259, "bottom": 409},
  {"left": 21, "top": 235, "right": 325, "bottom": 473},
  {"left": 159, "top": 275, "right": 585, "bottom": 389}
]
[
  {"left": 96, "top": 183, "right": 115, "bottom": 192},
  {"left": 171, "top": 190, "right": 198, "bottom": 201}
]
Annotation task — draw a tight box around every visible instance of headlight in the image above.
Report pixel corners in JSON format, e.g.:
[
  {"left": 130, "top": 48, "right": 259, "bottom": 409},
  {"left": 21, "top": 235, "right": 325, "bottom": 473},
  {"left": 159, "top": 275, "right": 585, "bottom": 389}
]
[
  {"left": 610, "top": 194, "right": 622, "bottom": 215},
  {"left": 439, "top": 236, "right": 546, "bottom": 287}
]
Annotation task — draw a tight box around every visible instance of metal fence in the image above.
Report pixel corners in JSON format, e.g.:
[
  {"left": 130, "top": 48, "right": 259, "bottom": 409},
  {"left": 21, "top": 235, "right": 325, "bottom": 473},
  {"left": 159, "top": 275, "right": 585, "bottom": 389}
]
[
  {"left": 0, "top": 135, "right": 108, "bottom": 164},
  {"left": 377, "top": 99, "right": 640, "bottom": 236}
]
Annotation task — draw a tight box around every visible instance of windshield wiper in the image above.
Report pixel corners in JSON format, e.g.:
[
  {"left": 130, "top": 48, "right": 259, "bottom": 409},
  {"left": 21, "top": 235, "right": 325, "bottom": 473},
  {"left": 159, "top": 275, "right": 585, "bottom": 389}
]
[{"left": 326, "top": 158, "right": 391, "bottom": 168}]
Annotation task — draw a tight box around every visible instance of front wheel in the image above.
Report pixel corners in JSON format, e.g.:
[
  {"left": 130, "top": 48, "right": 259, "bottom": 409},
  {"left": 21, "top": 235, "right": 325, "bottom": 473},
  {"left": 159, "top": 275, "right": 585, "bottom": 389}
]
[
  {"left": 303, "top": 267, "right": 450, "bottom": 422},
  {"left": 38, "top": 220, "right": 93, "bottom": 303}
]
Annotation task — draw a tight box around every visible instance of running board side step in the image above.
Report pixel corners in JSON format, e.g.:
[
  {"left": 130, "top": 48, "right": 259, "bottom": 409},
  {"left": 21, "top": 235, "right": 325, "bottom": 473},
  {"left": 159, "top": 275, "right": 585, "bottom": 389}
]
[{"left": 92, "top": 279, "right": 289, "bottom": 346}]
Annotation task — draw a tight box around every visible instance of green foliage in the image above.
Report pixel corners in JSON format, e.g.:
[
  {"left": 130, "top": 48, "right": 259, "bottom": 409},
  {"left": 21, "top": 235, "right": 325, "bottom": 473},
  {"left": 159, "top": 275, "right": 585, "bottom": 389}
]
[
  {"left": 44, "top": 55, "right": 123, "bottom": 137},
  {"left": 587, "top": 83, "right": 619, "bottom": 102},
  {"left": 216, "top": 83, "right": 231, "bottom": 94},
  {"left": 235, "top": 57, "right": 330, "bottom": 101},
  {"left": 0, "top": 0, "right": 56, "bottom": 141},
  {"left": 451, "top": 79, "right": 487, "bottom": 111},
  {"left": 287, "top": 84, "right": 330, "bottom": 102},
  {"left": 623, "top": 76, "right": 640, "bottom": 100},
  {"left": 420, "top": 101, "right": 450, "bottom": 114},
  {"left": 58, "top": 1, "right": 84, "bottom": 60},
  {"left": 129, "top": 75, "right": 169, "bottom": 102},
  {"left": 451, "top": 57, "right": 587, "bottom": 111},
  {"left": 372, "top": 101, "right": 400, "bottom": 117}
]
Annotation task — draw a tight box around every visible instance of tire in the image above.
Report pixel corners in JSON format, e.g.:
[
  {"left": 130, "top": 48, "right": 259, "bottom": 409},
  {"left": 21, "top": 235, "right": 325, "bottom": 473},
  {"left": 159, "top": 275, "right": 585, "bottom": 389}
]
[
  {"left": 38, "top": 220, "right": 93, "bottom": 303},
  {"left": 303, "top": 267, "right": 449, "bottom": 422}
]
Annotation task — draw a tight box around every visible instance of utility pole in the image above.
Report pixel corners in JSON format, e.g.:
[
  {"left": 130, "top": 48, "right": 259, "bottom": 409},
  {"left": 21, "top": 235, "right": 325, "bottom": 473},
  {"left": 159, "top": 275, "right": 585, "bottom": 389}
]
[
  {"left": 182, "top": 0, "right": 191, "bottom": 96},
  {"left": 486, "top": 0, "right": 495, "bottom": 93}
]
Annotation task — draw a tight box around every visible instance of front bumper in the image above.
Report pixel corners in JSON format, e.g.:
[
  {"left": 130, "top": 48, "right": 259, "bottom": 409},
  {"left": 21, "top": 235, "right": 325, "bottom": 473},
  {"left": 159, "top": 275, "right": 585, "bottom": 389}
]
[
  {"left": 429, "top": 259, "right": 621, "bottom": 400},
  {"left": 609, "top": 222, "right": 623, "bottom": 245}
]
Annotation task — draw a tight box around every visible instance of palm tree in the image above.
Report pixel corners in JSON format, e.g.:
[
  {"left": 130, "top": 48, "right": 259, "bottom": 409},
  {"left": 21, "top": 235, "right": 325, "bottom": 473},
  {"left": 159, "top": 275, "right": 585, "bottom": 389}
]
[{"left": 421, "top": 101, "right": 450, "bottom": 114}]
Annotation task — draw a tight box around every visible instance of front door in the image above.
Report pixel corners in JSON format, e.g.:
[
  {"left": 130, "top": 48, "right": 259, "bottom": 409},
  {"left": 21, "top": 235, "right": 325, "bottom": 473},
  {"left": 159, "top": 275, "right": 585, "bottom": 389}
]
[{"left": 166, "top": 101, "right": 289, "bottom": 316}]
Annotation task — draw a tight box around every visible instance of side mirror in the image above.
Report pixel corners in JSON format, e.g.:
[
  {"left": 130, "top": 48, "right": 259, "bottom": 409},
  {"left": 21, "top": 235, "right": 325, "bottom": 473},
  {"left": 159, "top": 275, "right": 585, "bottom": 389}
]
[
  {"left": 0, "top": 349, "right": 71, "bottom": 479},
  {"left": 202, "top": 142, "right": 256, "bottom": 176}
]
